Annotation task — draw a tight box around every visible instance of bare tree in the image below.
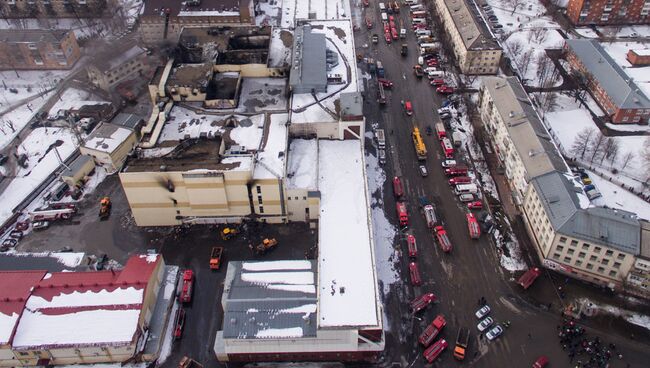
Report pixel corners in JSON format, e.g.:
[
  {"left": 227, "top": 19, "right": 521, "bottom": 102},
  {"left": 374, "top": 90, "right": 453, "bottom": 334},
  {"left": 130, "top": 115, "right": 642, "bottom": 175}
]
[
  {"left": 507, "top": 39, "right": 524, "bottom": 58},
  {"left": 507, "top": 0, "right": 526, "bottom": 15},
  {"left": 620, "top": 151, "right": 635, "bottom": 171},
  {"left": 589, "top": 130, "right": 607, "bottom": 163},
  {"left": 519, "top": 50, "right": 534, "bottom": 79},
  {"left": 570, "top": 127, "right": 596, "bottom": 159},
  {"left": 601, "top": 137, "right": 620, "bottom": 165},
  {"left": 532, "top": 28, "right": 547, "bottom": 44},
  {"left": 643, "top": 137, "right": 650, "bottom": 181}
]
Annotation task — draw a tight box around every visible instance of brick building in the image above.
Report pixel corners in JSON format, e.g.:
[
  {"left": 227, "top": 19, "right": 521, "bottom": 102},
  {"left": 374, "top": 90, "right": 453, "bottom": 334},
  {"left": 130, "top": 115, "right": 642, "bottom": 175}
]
[
  {"left": 0, "top": 0, "right": 115, "bottom": 18},
  {"left": 627, "top": 49, "right": 650, "bottom": 66},
  {"left": 565, "top": 39, "right": 650, "bottom": 124},
  {"left": 0, "top": 30, "right": 80, "bottom": 70},
  {"left": 566, "top": 0, "right": 650, "bottom": 25}
]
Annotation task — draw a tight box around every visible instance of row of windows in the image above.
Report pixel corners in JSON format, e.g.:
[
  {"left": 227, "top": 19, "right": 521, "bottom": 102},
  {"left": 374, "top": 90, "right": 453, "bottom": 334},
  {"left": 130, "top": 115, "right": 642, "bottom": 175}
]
[
  {"left": 557, "top": 237, "right": 627, "bottom": 261},
  {"left": 552, "top": 252, "right": 618, "bottom": 277}
]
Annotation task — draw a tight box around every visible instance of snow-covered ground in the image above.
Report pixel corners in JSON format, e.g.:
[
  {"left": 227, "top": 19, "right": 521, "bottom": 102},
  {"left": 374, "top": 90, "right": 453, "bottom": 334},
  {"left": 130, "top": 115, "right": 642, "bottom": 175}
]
[
  {"left": 485, "top": 0, "right": 556, "bottom": 34},
  {"left": 587, "top": 170, "right": 650, "bottom": 221},
  {"left": 47, "top": 88, "right": 109, "bottom": 119},
  {"left": 504, "top": 29, "right": 564, "bottom": 87},
  {"left": 0, "top": 90, "right": 55, "bottom": 150},
  {"left": 10, "top": 252, "right": 85, "bottom": 268},
  {"left": 0, "top": 128, "right": 77, "bottom": 224},
  {"left": 574, "top": 28, "right": 599, "bottom": 38},
  {"left": 364, "top": 133, "right": 399, "bottom": 294},
  {"left": 577, "top": 298, "right": 650, "bottom": 331},
  {"left": 256, "top": 0, "right": 282, "bottom": 26}
]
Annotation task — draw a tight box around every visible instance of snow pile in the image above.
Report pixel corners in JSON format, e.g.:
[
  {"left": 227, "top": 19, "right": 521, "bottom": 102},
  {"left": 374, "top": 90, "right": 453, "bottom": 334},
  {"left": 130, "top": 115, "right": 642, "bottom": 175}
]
[
  {"left": 318, "top": 140, "right": 379, "bottom": 328},
  {"left": 242, "top": 260, "right": 311, "bottom": 271},
  {"left": 365, "top": 140, "right": 399, "bottom": 294},
  {"left": 50, "top": 252, "right": 85, "bottom": 268},
  {"left": 0, "top": 128, "right": 77, "bottom": 224},
  {"left": 27, "top": 287, "right": 143, "bottom": 309},
  {"left": 485, "top": 0, "right": 555, "bottom": 33},
  {"left": 255, "top": 327, "right": 303, "bottom": 338},
  {"left": 587, "top": 170, "right": 650, "bottom": 221}
]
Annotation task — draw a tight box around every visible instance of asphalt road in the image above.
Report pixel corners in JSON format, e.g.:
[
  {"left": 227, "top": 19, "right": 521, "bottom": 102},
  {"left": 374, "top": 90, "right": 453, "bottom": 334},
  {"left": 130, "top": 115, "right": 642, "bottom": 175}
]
[{"left": 356, "top": 2, "right": 648, "bottom": 367}]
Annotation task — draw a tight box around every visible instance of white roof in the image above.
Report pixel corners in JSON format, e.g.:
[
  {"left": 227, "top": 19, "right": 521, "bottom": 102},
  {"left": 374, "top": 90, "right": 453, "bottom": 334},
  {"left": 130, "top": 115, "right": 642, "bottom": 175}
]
[
  {"left": 317, "top": 140, "right": 380, "bottom": 328},
  {"left": 12, "top": 286, "right": 144, "bottom": 348},
  {"left": 253, "top": 113, "right": 288, "bottom": 180},
  {"left": 286, "top": 139, "right": 318, "bottom": 190},
  {"left": 631, "top": 49, "right": 650, "bottom": 56},
  {"left": 84, "top": 124, "right": 133, "bottom": 153},
  {"left": 0, "top": 313, "right": 19, "bottom": 345}
]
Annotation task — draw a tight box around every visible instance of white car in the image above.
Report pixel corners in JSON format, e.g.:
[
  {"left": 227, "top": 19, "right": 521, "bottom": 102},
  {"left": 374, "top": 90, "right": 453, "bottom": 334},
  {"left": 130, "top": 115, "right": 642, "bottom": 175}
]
[
  {"left": 437, "top": 107, "right": 450, "bottom": 115},
  {"left": 424, "top": 67, "right": 439, "bottom": 73},
  {"left": 32, "top": 221, "right": 50, "bottom": 230},
  {"left": 477, "top": 316, "right": 494, "bottom": 332},
  {"left": 486, "top": 325, "right": 504, "bottom": 341},
  {"left": 475, "top": 305, "right": 491, "bottom": 319},
  {"left": 441, "top": 159, "right": 457, "bottom": 168},
  {"left": 459, "top": 193, "right": 475, "bottom": 202},
  {"left": 419, "top": 165, "right": 428, "bottom": 177}
]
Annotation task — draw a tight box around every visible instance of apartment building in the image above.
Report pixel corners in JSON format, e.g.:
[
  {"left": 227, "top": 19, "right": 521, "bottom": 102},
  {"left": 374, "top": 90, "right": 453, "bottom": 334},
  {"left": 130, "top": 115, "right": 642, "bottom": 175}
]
[
  {"left": 478, "top": 77, "right": 567, "bottom": 205},
  {"left": 567, "top": 0, "right": 650, "bottom": 26},
  {"left": 0, "top": 30, "right": 80, "bottom": 70},
  {"left": 0, "top": 0, "right": 115, "bottom": 18},
  {"left": 139, "top": 0, "right": 254, "bottom": 45},
  {"left": 565, "top": 39, "right": 650, "bottom": 124},
  {"left": 86, "top": 43, "right": 147, "bottom": 91},
  {"left": 523, "top": 171, "right": 642, "bottom": 290},
  {"left": 433, "top": 0, "right": 502, "bottom": 74}
]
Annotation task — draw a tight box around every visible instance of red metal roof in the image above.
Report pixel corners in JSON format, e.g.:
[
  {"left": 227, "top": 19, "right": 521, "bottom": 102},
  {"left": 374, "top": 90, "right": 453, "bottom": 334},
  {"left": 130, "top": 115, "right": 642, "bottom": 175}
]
[{"left": 0, "top": 271, "right": 47, "bottom": 315}]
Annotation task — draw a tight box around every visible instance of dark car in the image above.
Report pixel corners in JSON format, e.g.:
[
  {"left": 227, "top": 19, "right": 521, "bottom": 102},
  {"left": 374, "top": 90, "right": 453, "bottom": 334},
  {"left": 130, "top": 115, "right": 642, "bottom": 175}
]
[
  {"left": 96, "top": 253, "right": 108, "bottom": 270},
  {"left": 9, "top": 230, "right": 23, "bottom": 240},
  {"left": 174, "top": 308, "right": 186, "bottom": 339},
  {"left": 2, "top": 238, "right": 18, "bottom": 248},
  {"left": 0, "top": 154, "right": 7, "bottom": 165}
]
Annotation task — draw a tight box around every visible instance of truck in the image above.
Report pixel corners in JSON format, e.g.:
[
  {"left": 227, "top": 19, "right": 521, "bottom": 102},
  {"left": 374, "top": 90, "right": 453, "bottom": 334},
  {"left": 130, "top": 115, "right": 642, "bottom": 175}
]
[
  {"left": 406, "top": 234, "right": 418, "bottom": 258},
  {"left": 378, "top": 83, "right": 386, "bottom": 104},
  {"left": 445, "top": 165, "right": 468, "bottom": 176},
  {"left": 423, "top": 339, "right": 448, "bottom": 363},
  {"left": 419, "top": 42, "right": 442, "bottom": 51},
  {"left": 413, "top": 65, "right": 424, "bottom": 78},
  {"left": 30, "top": 207, "right": 76, "bottom": 222},
  {"left": 396, "top": 201, "right": 408, "bottom": 227},
  {"left": 257, "top": 238, "right": 278, "bottom": 254},
  {"left": 401, "top": 43, "right": 408, "bottom": 56},
  {"left": 392, "top": 176, "right": 404, "bottom": 198},
  {"left": 419, "top": 314, "right": 447, "bottom": 347},
  {"left": 453, "top": 327, "right": 470, "bottom": 360},
  {"left": 440, "top": 137, "right": 454, "bottom": 158},
  {"left": 180, "top": 269, "right": 194, "bottom": 303},
  {"left": 466, "top": 213, "right": 481, "bottom": 239},
  {"left": 455, "top": 183, "right": 479, "bottom": 195},
  {"left": 434, "top": 226, "right": 452, "bottom": 253},
  {"left": 452, "top": 131, "right": 462, "bottom": 147},
  {"left": 412, "top": 127, "right": 427, "bottom": 160},
  {"left": 375, "top": 129, "right": 386, "bottom": 149},
  {"left": 210, "top": 247, "right": 224, "bottom": 270},
  {"left": 376, "top": 60, "right": 385, "bottom": 78},
  {"left": 517, "top": 267, "right": 541, "bottom": 290},
  {"left": 435, "top": 122, "right": 446, "bottom": 139},
  {"left": 423, "top": 204, "right": 437, "bottom": 228},
  {"left": 410, "top": 293, "right": 437, "bottom": 314}
]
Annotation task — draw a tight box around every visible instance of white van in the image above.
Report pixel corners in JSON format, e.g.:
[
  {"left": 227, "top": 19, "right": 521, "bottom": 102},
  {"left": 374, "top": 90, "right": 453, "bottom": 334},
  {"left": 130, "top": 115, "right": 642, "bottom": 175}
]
[
  {"left": 410, "top": 4, "right": 424, "bottom": 11},
  {"left": 426, "top": 70, "right": 444, "bottom": 77},
  {"left": 411, "top": 11, "right": 426, "bottom": 18},
  {"left": 418, "top": 56, "right": 424, "bottom": 65},
  {"left": 405, "top": 0, "right": 418, "bottom": 5},
  {"left": 379, "top": 2, "right": 386, "bottom": 12},
  {"left": 415, "top": 29, "right": 431, "bottom": 36},
  {"left": 412, "top": 18, "right": 427, "bottom": 24},
  {"left": 455, "top": 183, "right": 479, "bottom": 194},
  {"left": 400, "top": 28, "right": 407, "bottom": 38},
  {"left": 381, "top": 13, "right": 388, "bottom": 21}
]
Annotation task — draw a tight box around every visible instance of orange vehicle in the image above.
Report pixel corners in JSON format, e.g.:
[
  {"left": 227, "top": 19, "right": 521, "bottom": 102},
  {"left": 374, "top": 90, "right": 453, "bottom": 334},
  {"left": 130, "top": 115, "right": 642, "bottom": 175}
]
[{"left": 210, "top": 247, "right": 224, "bottom": 270}]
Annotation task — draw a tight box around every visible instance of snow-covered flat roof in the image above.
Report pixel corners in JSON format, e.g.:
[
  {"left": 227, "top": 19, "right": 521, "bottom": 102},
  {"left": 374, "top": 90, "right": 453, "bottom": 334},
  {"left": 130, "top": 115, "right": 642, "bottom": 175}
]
[
  {"left": 253, "top": 113, "right": 288, "bottom": 180},
  {"left": 84, "top": 123, "right": 133, "bottom": 153},
  {"left": 317, "top": 140, "right": 380, "bottom": 328},
  {"left": 286, "top": 139, "right": 318, "bottom": 190},
  {"left": 631, "top": 49, "right": 650, "bottom": 56}
]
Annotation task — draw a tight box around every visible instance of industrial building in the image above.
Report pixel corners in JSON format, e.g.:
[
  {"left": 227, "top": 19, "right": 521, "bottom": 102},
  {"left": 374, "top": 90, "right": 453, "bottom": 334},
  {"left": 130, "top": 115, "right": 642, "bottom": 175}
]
[
  {"left": 86, "top": 42, "right": 148, "bottom": 91},
  {"left": 0, "top": 30, "right": 80, "bottom": 70},
  {"left": 0, "top": 254, "right": 167, "bottom": 366}
]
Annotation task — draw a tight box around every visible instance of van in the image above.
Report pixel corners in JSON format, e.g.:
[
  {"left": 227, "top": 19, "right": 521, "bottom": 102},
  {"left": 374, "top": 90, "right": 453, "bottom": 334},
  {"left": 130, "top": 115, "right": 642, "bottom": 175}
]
[
  {"left": 418, "top": 56, "right": 424, "bottom": 65},
  {"left": 412, "top": 18, "right": 427, "bottom": 25},
  {"left": 381, "top": 13, "right": 388, "bottom": 21},
  {"left": 405, "top": 0, "right": 418, "bottom": 5},
  {"left": 455, "top": 183, "right": 479, "bottom": 194},
  {"left": 411, "top": 10, "right": 426, "bottom": 18},
  {"left": 418, "top": 36, "right": 435, "bottom": 43},
  {"left": 415, "top": 29, "right": 431, "bottom": 36},
  {"left": 378, "top": 149, "right": 386, "bottom": 165},
  {"left": 379, "top": 2, "right": 386, "bottom": 12},
  {"left": 426, "top": 70, "right": 444, "bottom": 78},
  {"left": 400, "top": 28, "right": 407, "bottom": 38},
  {"left": 410, "top": 4, "right": 424, "bottom": 11},
  {"left": 458, "top": 193, "right": 475, "bottom": 202}
]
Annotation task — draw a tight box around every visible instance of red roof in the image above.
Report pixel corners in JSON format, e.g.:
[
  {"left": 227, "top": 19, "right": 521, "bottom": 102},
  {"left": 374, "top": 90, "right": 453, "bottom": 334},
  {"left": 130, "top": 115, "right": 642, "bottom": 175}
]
[{"left": 0, "top": 270, "right": 47, "bottom": 344}]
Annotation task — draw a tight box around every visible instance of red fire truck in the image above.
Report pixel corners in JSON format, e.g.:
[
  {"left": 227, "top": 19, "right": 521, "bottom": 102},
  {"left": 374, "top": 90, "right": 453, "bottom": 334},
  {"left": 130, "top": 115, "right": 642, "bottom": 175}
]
[
  {"left": 410, "top": 293, "right": 437, "bottom": 313},
  {"left": 423, "top": 338, "right": 448, "bottom": 363},
  {"left": 180, "top": 270, "right": 194, "bottom": 303},
  {"left": 517, "top": 267, "right": 542, "bottom": 290},
  {"left": 434, "top": 226, "right": 452, "bottom": 253},
  {"left": 406, "top": 234, "right": 418, "bottom": 258},
  {"left": 419, "top": 314, "right": 447, "bottom": 347},
  {"left": 440, "top": 137, "right": 454, "bottom": 158},
  {"left": 466, "top": 213, "right": 481, "bottom": 239},
  {"left": 396, "top": 201, "right": 409, "bottom": 227},
  {"left": 393, "top": 176, "right": 404, "bottom": 198},
  {"left": 409, "top": 262, "right": 422, "bottom": 286},
  {"left": 435, "top": 122, "right": 447, "bottom": 139}
]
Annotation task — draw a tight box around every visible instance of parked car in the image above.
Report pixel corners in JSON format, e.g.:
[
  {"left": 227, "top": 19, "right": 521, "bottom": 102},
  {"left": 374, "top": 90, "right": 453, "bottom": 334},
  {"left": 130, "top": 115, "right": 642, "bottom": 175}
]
[
  {"left": 581, "top": 177, "right": 592, "bottom": 185},
  {"left": 533, "top": 356, "right": 549, "bottom": 368},
  {"left": 9, "top": 230, "right": 23, "bottom": 239},
  {"left": 475, "top": 305, "right": 491, "bottom": 319},
  {"left": 486, "top": 325, "right": 504, "bottom": 341},
  {"left": 492, "top": 24, "right": 503, "bottom": 29},
  {"left": 174, "top": 308, "right": 186, "bottom": 339},
  {"left": 439, "top": 111, "right": 452, "bottom": 120},
  {"left": 441, "top": 159, "right": 457, "bottom": 168},
  {"left": 459, "top": 193, "right": 475, "bottom": 202},
  {"left": 419, "top": 165, "right": 428, "bottom": 177},
  {"left": 378, "top": 78, "right": 394, "bottom": 88},
  {"left": 32, "top": 220, "right": 50, "bottom": 230},
  {"left": 437, "top": 107, "right": 450, "bottom": 115},
  {"left": 477, "top": 316, "right": 494, "bottom": 331},
  {"left": 2, "top": 238, "right": 18, "bottom": 248},
  {"left": 409, "top": 262, "right": 422, "bottom": 286},
  {"left": 426, "top": 59, "right": 439, "bottom": 67},
  {"left": 467, "top": 201, "right": 483, "bottom": 210},
  {"left": 437, "top": 85, "right": 455, "bottom": 94},
  {"left": 430, "top": 79, "right": 446, "bottom": 86}
]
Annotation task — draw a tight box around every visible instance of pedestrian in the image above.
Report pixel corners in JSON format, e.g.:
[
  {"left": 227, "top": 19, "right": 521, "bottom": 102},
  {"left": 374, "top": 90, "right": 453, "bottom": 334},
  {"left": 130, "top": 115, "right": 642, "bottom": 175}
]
[{"left": 528, "top": 332, "right": 532, "bottom": 339}]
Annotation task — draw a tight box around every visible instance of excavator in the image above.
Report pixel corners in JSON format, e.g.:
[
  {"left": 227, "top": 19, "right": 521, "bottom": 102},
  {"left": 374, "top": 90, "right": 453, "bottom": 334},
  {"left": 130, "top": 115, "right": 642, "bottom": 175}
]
[
  {"left": 99, "top": 197, "right": 111, "bottom": 220},
  {"left": 221, "top": 226, "right": 239, "bottom": 240}
]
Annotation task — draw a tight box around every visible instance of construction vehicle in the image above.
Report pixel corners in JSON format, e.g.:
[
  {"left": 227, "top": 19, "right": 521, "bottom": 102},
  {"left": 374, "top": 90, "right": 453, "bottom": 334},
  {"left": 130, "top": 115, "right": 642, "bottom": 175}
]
[
  {"left": 257, "top": 238, "right": 278, "bottom": 254},
  {"left": 179, "top": 357, "right": 203, "bottom": 368},
  {"left": 99, "top": 197, "right": 111, "bottom": 220},
  {"left": 453, "top": 327, "right": 470, "bottom": 360},
  {"left": 419, "top": 314, "right": 447, "bottom": 347},
  {"left": 412, "top": 127, "right": 427, "bottom": 161},
  {"left": 210, "top": 247, "right": 224, "bottom": 270},
  {"left": 221, "top": 226, "right": 239, "bottom": 240},
  {"left": 413, "top": 64, "right": 423, "bottom": 78}
]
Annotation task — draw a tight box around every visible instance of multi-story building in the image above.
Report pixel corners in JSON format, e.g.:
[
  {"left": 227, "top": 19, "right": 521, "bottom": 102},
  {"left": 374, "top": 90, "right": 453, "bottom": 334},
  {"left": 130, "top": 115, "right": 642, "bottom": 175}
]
[
  {"left": 433, "top": 0, "right": 502, "bottom": 74},
  {"left": 86, "top": 42, "right": 147, "bottom": 91},
  {"left": 566, "top": 0, "right": 650, "bottom": 26},
  {"left": 139, "top": 0, "right": 254, "bottom": 45},
  {"left": 478, "top": 77, "right": 567, "bottom": 205},
  {"left": 565, "top": 39, "right": 650, "bottom": 124},
  {"left": 0, "top": 0, "right": 115, "bottom": 18},
  {"left": 0, "top": 254, "right": 166, "bottom": 366},
  {"left": 0, "top": 30, "right": 80, "bottom": 70}
]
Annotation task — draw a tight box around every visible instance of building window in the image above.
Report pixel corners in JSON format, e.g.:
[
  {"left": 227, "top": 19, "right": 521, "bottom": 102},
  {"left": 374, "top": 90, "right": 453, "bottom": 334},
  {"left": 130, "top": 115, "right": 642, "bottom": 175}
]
[
  {"left": 256, "top": 186, "right": 261, "bottom": 194},
  {"left": 597, "top": 266, "right": 605, "bottom": 273},
  {"left": 557, "top": 245, "right": 564, "bottom": 252},
  {"left": 605, "top": 250, "right": 613, "bottom": 257},
  {"left": 564, "top": 257, "right": 572, "bottom": 263},
  {"left": 613, "top": 262, "right": 621, "bottom": 269},
  {"left": 582, "top": 243, "right": 590, "bottom": 250},
  {"left": 578, "top": 252, "right": 586, "bottom": 259},
  {"left": 594, "top": 246, "right": 602, "bottom": 254},
  {"left": 575, "top": 260, "right": 583, "bottom": 267},
  {"left": 570, "top": 240, "right": 578, "bottom": 246},
  {"left": 553, "top": 253, "right": 561, "bottom": 260},
  {"left": 587, "top": 263, "right": 594, "bottom": 270},
  {"left": 590, "top": 255, "right": 597, "bottom": 261},
  {"left": 257, "top": 196, "right": 263, "bottom": 205},
  {"left": 609, "top": 270, "right": 617, "bottom": 277},
  {"left": 567, "top": 249, "right": 575, "bottom": 255},
  {"left": 559, "top": 236, "right": 567, "bottom": 243},
  {"left": 259, "top": 206, "right": 264, "bottom": 214},
  {"left": 601, "top": 259, "right": 609, "bottom": 266},
  {"left": 617, "top": 254, "right": 625, "bottom": 261}
]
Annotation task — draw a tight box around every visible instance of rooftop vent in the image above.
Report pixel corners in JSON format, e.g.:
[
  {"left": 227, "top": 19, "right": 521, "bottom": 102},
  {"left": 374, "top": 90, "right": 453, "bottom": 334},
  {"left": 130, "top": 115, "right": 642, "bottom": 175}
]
[{"left": 548, "top": 195, "right": 560, "bottom": 204}]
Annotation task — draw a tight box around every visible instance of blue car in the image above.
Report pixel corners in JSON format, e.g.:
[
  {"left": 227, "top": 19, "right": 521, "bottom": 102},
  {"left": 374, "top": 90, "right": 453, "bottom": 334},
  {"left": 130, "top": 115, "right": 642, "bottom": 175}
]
[
  {"left": 584, "top": 184, "right": 595, "bottom": 192},
  {"left": 442, "top": 99, "right": 452, "bottom": 108}
]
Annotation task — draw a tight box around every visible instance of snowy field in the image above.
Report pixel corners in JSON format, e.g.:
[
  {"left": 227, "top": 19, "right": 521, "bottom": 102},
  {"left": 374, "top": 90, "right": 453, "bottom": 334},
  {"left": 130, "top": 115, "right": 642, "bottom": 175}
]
[
  {"left": 485, "top": 0, "right": 556, "bottom": 34},
  {"left": 256, "top": 0, "right": 282, "bottom": 26},
  {"left": 0, "top": 128, "right": 76, "bottom": 224},
  {"left": 505, "top": 29, "right": 565, "bottom": 87},
  {"left": 0, "top": 90, "right": 55, "bottom": 150},
  {"left": 587, "top": 170, "right": 650, "bottom": 221},
  {"left": 48, "top": 88, "right": 109, "bottom": 119}
]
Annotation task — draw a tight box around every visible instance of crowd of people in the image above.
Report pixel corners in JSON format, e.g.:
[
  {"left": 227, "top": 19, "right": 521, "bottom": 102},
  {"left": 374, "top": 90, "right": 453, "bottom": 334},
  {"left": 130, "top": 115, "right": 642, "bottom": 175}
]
[{"left": 558, "top": 318, "right": 626, "bottom": 368}]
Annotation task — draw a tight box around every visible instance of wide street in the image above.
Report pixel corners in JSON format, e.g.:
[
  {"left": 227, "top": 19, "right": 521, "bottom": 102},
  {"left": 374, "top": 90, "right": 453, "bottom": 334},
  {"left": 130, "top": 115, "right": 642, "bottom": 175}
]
[{"left": 355, "top": 1, "right": 648, "bottom": 367}]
